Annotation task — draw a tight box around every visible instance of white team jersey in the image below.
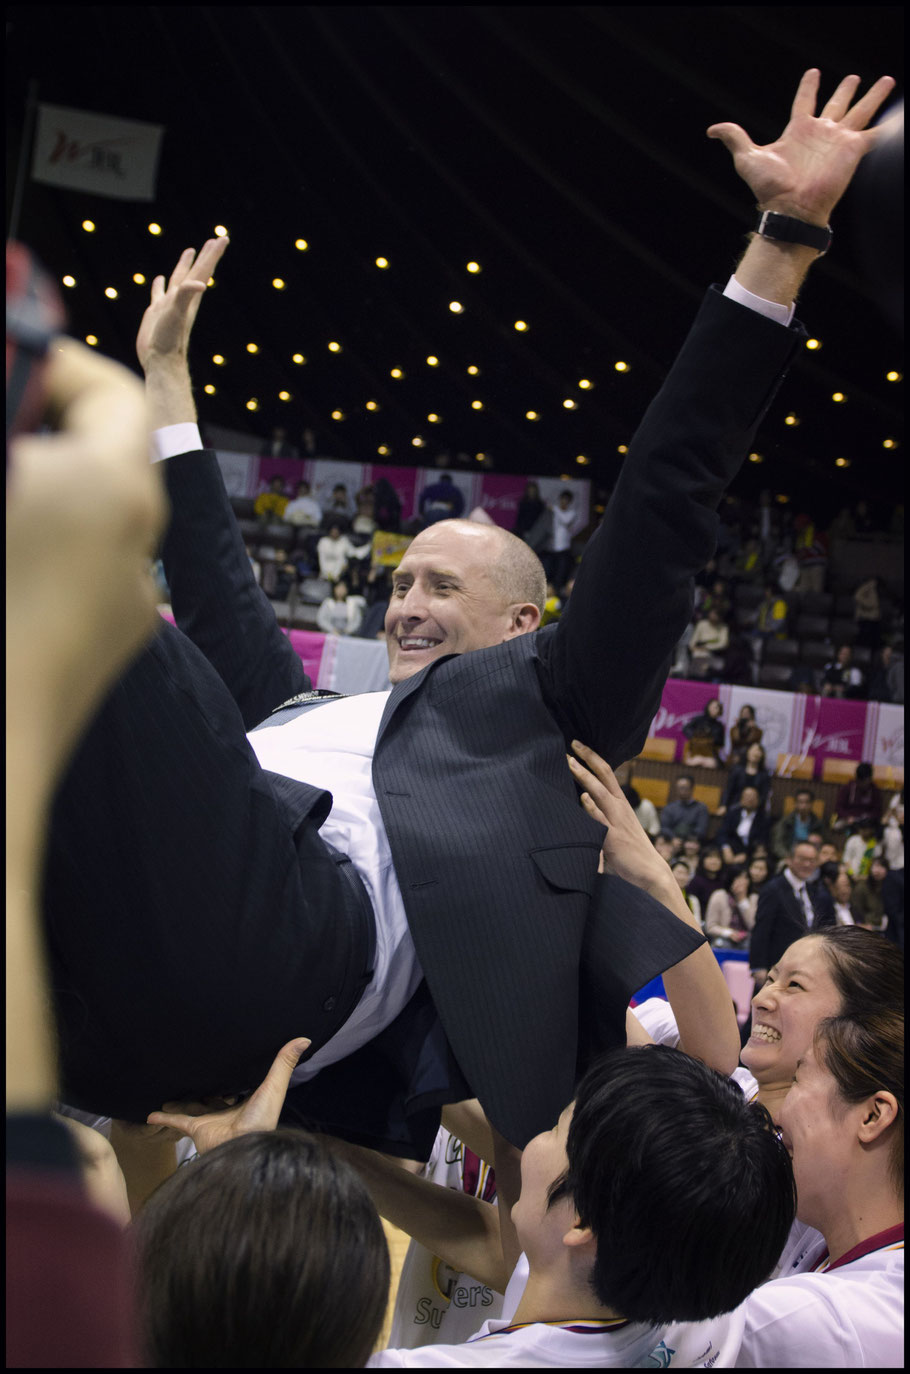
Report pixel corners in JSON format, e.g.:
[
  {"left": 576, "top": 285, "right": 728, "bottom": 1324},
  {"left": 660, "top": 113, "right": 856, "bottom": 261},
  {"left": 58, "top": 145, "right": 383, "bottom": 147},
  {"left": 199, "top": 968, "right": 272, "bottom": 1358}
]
[
  {"left": 371, "top": 1315, "right": 665, "bottom": 1367},
  {"left": 630, "top": 999, "right": 759, "bottom": 1103},
  {"left": 643, "top": 1238, "right": 904, "bottom": 1368},
  {"left": 388, "top": 1128, "right": 503, "bottom": 1348}
]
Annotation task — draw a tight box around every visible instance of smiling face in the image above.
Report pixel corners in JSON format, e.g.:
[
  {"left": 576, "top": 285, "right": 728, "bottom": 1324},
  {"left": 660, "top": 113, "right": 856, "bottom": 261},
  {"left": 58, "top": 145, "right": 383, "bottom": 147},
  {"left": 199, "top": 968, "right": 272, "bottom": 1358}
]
[
  {"left": 776, "top": 1043, "right": 852, "bottom": 1230},
  {"left": 384, "top": 521, "right": 538, "bottom": 683},
  {"left": 741, "top": 938, "right": 843, "bottom": 1084},
  {"left": 746, "top": 743, "right": 764, "bottom": 767},
  {"left": 787, "top": 843, "right": 819, "bottom": 884},
  {"left": 511, "top": 1103, "right": 575, "bottom": 1259}
]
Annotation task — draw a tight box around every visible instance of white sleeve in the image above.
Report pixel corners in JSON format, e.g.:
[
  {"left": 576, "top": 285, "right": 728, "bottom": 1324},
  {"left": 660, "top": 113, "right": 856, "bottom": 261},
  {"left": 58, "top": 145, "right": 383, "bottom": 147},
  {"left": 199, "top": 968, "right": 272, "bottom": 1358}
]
[
  {"left": 723, "top": 276, "right": 795, "bottom": 329},
  {"left": 150, "top": 422, "right": 204, "bottom": 463},
  {"left": 630, "top": 997, "right": 681, "bottom": 1047}
]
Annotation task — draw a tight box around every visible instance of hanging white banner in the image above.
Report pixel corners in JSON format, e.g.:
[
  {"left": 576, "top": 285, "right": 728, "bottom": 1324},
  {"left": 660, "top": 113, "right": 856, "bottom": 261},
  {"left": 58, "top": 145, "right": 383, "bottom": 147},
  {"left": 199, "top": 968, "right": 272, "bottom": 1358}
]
[{"left": 32, "top": 102, "right": 163, "bottom": 201}]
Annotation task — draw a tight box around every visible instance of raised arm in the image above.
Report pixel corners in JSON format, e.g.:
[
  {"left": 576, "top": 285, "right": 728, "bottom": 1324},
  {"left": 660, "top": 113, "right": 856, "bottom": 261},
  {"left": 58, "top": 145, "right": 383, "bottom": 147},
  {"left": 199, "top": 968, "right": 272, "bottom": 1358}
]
[
  {"left": 137, "top": 239, "right": 309, "bottom": 728},
  {"left": 537, "top": 70, "right": 895, "bottom": 764},
  {"left": 569, "top": 742, "right": 741, "bottom": 1075}
]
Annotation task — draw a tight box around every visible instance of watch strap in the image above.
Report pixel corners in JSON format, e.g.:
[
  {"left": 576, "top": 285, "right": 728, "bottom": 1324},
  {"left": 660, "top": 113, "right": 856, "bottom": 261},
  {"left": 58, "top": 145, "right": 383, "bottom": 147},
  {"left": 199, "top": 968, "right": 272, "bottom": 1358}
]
[{"left": 755, "top": 211, "right": 832, "bottom": 256}]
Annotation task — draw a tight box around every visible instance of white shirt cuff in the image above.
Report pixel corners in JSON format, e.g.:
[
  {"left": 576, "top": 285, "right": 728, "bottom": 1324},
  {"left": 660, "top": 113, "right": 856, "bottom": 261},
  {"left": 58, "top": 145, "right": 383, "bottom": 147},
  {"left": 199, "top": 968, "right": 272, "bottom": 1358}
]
[
  {"left": 723, "top": 275, "right": 795, "bottom": 329},
  {"left": 150, "top": 422, "right": 203, "bottom": 464}
]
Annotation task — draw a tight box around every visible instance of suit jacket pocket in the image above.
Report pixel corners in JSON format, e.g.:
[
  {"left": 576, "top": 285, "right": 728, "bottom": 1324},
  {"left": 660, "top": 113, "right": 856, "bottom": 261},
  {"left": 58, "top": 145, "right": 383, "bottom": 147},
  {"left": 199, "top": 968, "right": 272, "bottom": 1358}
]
[{"left": 530, "top": 843, "right": 600, "bottom": 896}]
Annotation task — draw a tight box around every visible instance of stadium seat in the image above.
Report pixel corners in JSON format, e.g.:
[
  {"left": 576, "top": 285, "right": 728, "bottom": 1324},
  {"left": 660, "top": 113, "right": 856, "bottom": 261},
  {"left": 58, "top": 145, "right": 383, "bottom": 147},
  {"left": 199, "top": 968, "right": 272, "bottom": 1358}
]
[
  {"left": 777, "top": 753, "right": 815, "bottom": 780},
  {"left": 638, "top": 736, "right": 676, "bottom": 762},
  {"left": 763, "top": 638, "right": 799, "bottom": 664},
  {"left": 759, "top": 664, "right": 795, "bottom": 689},
  {"left": 822, "top": 758, "right": 860, "bottom": 785},
  {"left": 800, "top": 641, "right": 832, "bottom": 670},
  {"left": 692, "top": 783, "right": 722, "bottom": 812},
  {"left": 834, "top": 594, "right": 857, "bottom": 618},
  {"left": 795, "top": 614, "right": 830, "bottom": 641},
  {"left": 782, "top": 795, "right": 826, "bottom": 819},
  {"left": 829, "top": 618, "right": 857, "bottom": 644},
  {"left": 734, "top": 584, "right": 764, "bottom": 609},
  {"left": 798, "top": 592, "right": 834, "bottom": 617},
  {"left": 631, "top": 775, "right": 670, "bottom": 809},
  {"left": 229, "top": 496, "right": 256, "bottom": 520}
]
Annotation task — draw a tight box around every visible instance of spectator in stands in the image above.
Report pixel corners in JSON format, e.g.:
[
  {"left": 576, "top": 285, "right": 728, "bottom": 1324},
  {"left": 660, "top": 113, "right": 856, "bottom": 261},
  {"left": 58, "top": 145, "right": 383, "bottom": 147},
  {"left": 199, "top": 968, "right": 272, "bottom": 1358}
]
[
  {"left": 717, "top": 786, "right": 772, "bottom": 868},
  {"left": 282, "top": 479, "right": 322, "bottom": 528},
  {"left": 262, "top": 547, "right": 297, "bottom": 601},
  {"left": 353, "top": 485, "right": 377, "bottom": 536},
  {"left": 419, "top": 473, "right": 465, "bottom": 527},
  {"left": 653, "top": 834, "right": 676, "bottom": 865},
  {"left": 866, "top": 643, "right": 899, "bottom": 702},
  {"left": 751, "top": 582, "right": 789, "bottom": 659},
  {"left": 793, "top": 512, "right": 828, "bottom": 593},
  {"left": 882, "top": 791, "right": 903, "bottom": 870},
  {"left": 316, "top": 580, "right": 366, "bottom": 637},
  {"left": 832, "top": 761, "right": 883, "bottom": 835},
  {"left": 704, "top": 867, "right": 757, "bottom": 949},
  {"left": 253, "top": 474, "right": 289, "bottom": 522},
  {"left": 733, "top": 535, "right": 763, "bottom": 584},
  {"left": 244, "top": 544, "right": 262, "bottom": 586},
  {"left": 853, "top": 575, "right": 883, "bottom": 650},
  {"left": 512, "top": 480, "right": 546, "bottom": 543},
  {"left": 687, "top": 846, "right": 727, "bottom": 915},
  {"left": 323, "top": 483, "right": 354, "bottom": 527},
  {"left": 817, "top": 838, "right": 844, "bottom": 867},
  {"left": 843, "top": 820, "right": 882, "bottom": 879},
  {"left": 747, "top": 852, "right": 771, "bottom": 894},
  {"left": 852, "top": 857, "right": 889, "bottom": 931},
  {"left": 681, "top": 697, "right": 725, "bottom": 767},
  {"left": 749, "top": 841, "right": 836, "bottom": 985},
  {"left": 718, "top": 742, "right": 771, "bottom": 815},
  {"left": 671, "top": 859, "right": 702, "bottom": 926},
  {"left": 728, "top": 703, "right": 763, "bottom": 766},
  {"left": 688, "top": 607, "right": 730, "bottom": 680},
  {"left": 132, "top": 1130, "right": 389, "bottom": 1368},
  {"left": 823, "top": 866, "right": 858, "bottom": 925},
  {"left": 543, "top": 489, "right": 579, "bottom": 593},
  {"left": 827, "top": 505, "right": 855, "bottom": 541},
  {"left": 316, "top": 521, "right": 371, "bottom": 584},
  {"left": 681, "top": 835, "right": 703, "bottom": 872},
  {"left": 539, "top": 581, "right": 563, "bottom": 628},
  {"left": 698, "top": 577, "right": 732, "bottom": 622},
  {"left": 621, "top": 784, "right": 661, "bottom": 839},
  {"left": 660, "top": 775, "right": 709, "bottom": 843},
  {"left": 261, "top": 425, "right": 299, "bottom": 459},
  {"left": 821, "top": 643, "right": 865, "bottom": 699},
  {"left": 771, "top": 788, "right": 829, "bottom": 863},
  {"left": 372, "top": 478, "right": 402, "bottom": 534}
]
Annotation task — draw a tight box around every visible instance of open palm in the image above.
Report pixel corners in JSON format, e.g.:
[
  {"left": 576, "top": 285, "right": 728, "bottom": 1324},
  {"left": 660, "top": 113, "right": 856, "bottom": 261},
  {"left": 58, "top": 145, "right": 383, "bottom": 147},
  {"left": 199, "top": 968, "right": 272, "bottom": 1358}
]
[
  {"left": 135, "top": 235, "right": 229, "bottom": 372},
  {"left": 707, "top": 69, "right": 896, "bottom": 223}
]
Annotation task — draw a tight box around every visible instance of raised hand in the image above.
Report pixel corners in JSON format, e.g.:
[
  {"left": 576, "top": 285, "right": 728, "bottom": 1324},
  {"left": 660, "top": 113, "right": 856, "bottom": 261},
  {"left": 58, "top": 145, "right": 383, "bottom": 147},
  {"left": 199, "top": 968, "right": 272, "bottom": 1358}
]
[
  {"left": 145, "top": 1037, "right": 310, "bottom": 1154},
  {"left": 135, "top": 235, "right": 229, "bottom": 372},
  {"left": 567, "top": 741, "right": 670, "bottom": 895},
  {"left": 707, "top": 69, "right": 897, "bottom": 224}
]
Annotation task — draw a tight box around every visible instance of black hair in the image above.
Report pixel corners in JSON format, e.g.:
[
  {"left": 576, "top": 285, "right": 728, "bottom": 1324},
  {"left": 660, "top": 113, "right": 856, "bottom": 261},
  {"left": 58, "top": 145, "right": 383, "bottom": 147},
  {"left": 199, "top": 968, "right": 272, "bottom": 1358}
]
[
  {"left": 547, "top": 1047, "right": 795, "bottom": 1323},
  {"left": 855, "top": 762, "right": 873, "bottom": 781},
  {"left": 819, "top": 860, "right": 843, "bottom": 887},
  {"left": 132, "top": 1129, "right": 389, "bottom": 1368},
  {"left": 621, "top": 784, "right": 642, "bottom": 810},
  {"left": 678, "top": 773, "right": 695, "bottom": 787},
  {"left": 804, "top": 926, "right": 903, "bottom": 1023}
]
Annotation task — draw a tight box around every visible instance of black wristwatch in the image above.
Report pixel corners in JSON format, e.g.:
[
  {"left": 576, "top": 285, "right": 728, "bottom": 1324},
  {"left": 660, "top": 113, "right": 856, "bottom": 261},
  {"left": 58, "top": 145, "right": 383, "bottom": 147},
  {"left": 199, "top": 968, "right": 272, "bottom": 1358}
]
[{"left": 754, "top": 211, "right": 833, "bottom": 256}]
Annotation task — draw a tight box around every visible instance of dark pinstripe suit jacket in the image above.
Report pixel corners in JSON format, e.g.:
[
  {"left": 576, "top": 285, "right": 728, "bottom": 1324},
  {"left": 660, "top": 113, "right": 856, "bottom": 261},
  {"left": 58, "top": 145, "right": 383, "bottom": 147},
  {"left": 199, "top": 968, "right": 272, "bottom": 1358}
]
[{"left": 164, "top": 286, "right": 804, "bottom": 1147}]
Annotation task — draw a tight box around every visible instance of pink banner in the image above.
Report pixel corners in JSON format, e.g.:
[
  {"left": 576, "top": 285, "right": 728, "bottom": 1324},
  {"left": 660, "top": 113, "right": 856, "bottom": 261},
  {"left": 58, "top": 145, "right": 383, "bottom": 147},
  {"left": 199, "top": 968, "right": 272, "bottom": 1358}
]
[
  {"left": 476, "top": 474, "right": 531, "bottom": 530},
  {"left": 367, "top": 464, "right": 419, "bottom": 524},
  {"left": 793, "top": 696, "right": 869, "bottom": 773},
  {"left": 256, "top": 457, "right": 308, "bottom": 493},
  {"left": 648, "top": 679, "right": 720, "bottom": 761}
]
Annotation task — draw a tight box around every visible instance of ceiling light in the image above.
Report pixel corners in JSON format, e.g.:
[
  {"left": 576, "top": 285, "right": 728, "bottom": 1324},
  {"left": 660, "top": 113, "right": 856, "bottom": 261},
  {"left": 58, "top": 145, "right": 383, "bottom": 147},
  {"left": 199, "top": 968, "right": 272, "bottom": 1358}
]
[{"left": 82, "top": 220, "right": 95, "bottom": 232}]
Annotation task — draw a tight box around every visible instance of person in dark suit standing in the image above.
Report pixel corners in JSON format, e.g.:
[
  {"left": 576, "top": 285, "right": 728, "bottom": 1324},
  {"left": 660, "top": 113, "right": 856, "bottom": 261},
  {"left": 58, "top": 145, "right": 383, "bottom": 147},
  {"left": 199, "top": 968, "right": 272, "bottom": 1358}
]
[
  {"left": 749, "top": 842, "right": 837, "bottom": 986},
  {"left": 717, "top": 786, "right": 773, "bottom": 867},
  {"left": 41, "top": 71, "right": 895, "bottom": 1178}
]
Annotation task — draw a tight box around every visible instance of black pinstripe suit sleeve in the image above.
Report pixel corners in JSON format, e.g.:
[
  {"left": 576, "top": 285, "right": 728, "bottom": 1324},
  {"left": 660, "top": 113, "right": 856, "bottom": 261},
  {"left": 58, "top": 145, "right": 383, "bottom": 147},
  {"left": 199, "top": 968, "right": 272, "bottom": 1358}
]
[
  {"left": 537, "top": 286, "right": 806, "bottom": 765},
  {"left": 161, "top": 450, "right": 308, "bottom": 730}
]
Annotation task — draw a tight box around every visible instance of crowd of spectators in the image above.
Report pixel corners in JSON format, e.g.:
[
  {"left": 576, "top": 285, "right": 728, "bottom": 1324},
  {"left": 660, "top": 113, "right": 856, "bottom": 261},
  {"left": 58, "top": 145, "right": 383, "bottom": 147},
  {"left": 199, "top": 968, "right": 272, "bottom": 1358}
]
[
  {"left": 631, "top": 757, "right": 904, "bottom": 957},
  {"left": 658, "top": 492, "right": 904, "bottom": 701}
]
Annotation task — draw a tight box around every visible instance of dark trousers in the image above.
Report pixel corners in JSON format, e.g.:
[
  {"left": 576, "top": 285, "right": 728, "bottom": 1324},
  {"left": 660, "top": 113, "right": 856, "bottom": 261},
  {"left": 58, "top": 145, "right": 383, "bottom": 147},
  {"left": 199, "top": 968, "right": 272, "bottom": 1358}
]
[{"left": 43, "top": 620, "right": 374, "bottom": 1121}]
